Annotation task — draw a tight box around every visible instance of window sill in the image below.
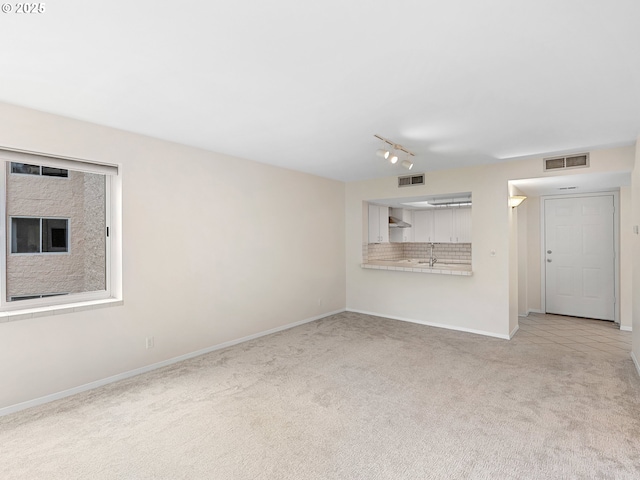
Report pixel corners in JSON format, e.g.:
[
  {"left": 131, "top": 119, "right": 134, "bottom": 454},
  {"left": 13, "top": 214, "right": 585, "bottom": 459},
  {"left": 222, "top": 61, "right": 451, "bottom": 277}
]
[{"left": 0, "top": 298, "right": 123, "bottom": 323}]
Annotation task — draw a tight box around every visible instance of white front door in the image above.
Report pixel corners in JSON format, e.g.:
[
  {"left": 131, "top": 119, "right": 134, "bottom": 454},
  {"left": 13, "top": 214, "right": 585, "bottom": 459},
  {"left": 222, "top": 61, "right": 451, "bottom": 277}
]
[{"left": 544, "top": 195, "right": 615, "bottom": 321}]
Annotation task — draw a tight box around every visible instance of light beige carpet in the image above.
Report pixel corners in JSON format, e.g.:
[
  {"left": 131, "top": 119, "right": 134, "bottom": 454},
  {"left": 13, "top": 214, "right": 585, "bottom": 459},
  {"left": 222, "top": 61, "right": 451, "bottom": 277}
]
[{"left": 1, "top": 312, "right": 639, "bottom": 479}]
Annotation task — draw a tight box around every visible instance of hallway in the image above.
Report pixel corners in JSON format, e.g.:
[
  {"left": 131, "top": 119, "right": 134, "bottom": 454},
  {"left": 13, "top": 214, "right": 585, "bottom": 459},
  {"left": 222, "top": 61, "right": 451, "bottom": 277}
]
[{"left": 513, "top": 313, "right": 632, "bottom": 358}]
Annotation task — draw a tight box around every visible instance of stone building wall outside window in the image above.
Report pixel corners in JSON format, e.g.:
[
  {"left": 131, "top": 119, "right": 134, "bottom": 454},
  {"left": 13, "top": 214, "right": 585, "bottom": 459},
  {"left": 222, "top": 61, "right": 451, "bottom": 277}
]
[{"left": 5, "top": 163, "right": 106, "bottom": 301}]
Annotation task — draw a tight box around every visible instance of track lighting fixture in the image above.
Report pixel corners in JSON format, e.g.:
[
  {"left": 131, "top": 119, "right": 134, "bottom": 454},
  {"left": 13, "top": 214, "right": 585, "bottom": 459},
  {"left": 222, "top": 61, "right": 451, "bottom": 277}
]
[{"left": 374, "top": 134, "right": 414, "bottom": 168}]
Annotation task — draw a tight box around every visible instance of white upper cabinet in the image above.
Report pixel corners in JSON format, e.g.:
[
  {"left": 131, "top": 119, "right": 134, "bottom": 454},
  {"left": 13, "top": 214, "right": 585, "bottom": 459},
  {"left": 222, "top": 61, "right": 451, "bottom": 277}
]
[
  {"left": 433, "top": 209, "right": 453, "bottom": 243},
  {"left": 413, "top": 208, "right": 472, "bottom": 243},
  {"left": 413, "top": 210, "right": 434, "bottom": 242},
  {"left": 368, "top": 204, "right": 389, "bottom": 243},
  {"left": 453, "top": 207, "right": 472, "bottom": 243},
  {"left": 368, "top": 202, "right": 471, "bottom": 245}
]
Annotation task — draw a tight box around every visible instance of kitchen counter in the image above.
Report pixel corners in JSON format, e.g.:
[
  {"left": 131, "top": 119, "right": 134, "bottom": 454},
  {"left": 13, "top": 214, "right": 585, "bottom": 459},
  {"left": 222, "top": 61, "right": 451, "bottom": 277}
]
[{"left": 362, "top": 258, "right": 472, "bottom": 276}]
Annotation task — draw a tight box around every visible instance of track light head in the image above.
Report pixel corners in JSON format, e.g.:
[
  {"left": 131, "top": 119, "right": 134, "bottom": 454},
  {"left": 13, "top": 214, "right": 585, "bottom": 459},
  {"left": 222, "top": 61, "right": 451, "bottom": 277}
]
[
  {"left": 376, "top": 148, "right": 390, "bottom": 159},
  {"left": 402, "top": 160, "right": 413, "bottom": 170},
  {"left": 388, "top": 152, "right": 399, "bottom": 164}
]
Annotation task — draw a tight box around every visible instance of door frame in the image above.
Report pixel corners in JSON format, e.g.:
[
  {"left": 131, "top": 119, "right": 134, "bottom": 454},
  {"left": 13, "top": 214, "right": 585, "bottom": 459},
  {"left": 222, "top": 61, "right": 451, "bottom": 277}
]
[{"left": 539, "top": 190, "right": 620, "bottom": 323}]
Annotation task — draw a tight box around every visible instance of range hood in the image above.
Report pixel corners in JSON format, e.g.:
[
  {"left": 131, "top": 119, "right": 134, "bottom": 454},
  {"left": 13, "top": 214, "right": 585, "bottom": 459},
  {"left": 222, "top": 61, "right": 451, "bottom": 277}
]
[{"left": 389, "top": 216, "right": 412, "bottom": 228}]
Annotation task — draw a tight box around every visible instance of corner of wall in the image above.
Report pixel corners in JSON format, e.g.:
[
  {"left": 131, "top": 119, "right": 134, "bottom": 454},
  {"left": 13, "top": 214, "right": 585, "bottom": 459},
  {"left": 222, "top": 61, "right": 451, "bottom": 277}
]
[{"left": 631, "top": 138, "right": 640, "bottom": 362}]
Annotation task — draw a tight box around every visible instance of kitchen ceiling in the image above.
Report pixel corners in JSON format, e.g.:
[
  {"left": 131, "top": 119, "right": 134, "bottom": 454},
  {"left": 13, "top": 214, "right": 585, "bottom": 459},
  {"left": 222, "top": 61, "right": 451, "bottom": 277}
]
[
  {"left": 1, "top": 1, "right": 639, "bottom": 182},
  {"left": 370, "top": 193, "right": 473, "bottom": 210}
]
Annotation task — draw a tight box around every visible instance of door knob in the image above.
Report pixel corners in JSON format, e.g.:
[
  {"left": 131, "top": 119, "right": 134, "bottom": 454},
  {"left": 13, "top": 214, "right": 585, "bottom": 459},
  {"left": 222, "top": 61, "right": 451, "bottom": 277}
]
[
  {"left": 547, "top": 259, "right": 552, "bottom": 262},
  {"left": 547, "top": 250, "right": 552, "bottom": 254}
]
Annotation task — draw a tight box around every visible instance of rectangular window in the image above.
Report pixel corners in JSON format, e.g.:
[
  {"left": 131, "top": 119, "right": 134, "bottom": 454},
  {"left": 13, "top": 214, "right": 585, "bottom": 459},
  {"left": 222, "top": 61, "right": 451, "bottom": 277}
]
[
  {"left": 11, "top": 217, "right": 40, "bottom": 253},
  {"left": 41, "top": 166, "right": 69, "bottom": 177},
  {"left": 10, "top": 217, "right": 69, "bottom": 254},
  {"left": 1, "top": 149, "right": 120, "bottom": 313},
  {"left": 11, "top": 162, "right": 69, "bottom": 177},
  {"left": 11, "top": 163, "right": 40, "bottom": 175},
  {"left": 42, "top": 218, "right": 69, "bottom": 252}
]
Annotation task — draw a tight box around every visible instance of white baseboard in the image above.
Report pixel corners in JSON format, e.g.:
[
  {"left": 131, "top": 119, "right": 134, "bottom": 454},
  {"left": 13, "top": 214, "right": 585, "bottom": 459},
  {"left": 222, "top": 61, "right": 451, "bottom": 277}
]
[
  {"left": 509, "top": 324, "right": 520, "bottom": 339},
  {"left": 632, "top": 352, "right": 640, "bottom": 378},
  {"left": 0, "top": 309, "right": 345, "bottom": 417},
  {"left": 518, "top": 310, "right": 543, "bottom": 318},
  {"left": 346, "top": 308, "right": 511, "bottom": 340},
  {"left": 620, "top": 326, "right": 633, "bottom": 332}
]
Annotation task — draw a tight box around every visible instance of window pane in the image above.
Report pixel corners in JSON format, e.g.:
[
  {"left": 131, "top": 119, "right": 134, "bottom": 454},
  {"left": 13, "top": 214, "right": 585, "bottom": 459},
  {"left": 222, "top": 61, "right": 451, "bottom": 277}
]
[
  {"left": 42, "top": 219, "right": 68, "bottom": 252},
  {"left": 11, "top": 163, "right": 40, "bottom": 175},
  {"left": 10, "top": 293, "right": 68, "bottom": 301},
  {"left": 10, "top": 295, "right": 41, "bottom": 301},
  {"left": 41, "top": 166, "right": 69, "bottom": 177},
  {"left": 5, "top": 166, "right": 107, "bottom": 301},
  {"left": 11, "top": 218, "right": 40, "bottom": 253}
]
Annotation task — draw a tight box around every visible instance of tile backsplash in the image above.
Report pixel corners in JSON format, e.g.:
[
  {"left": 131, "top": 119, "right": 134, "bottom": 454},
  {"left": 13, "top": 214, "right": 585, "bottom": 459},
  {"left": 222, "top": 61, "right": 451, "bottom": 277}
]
[{"left": 365, "top": 242, "right": 471, "bottom": 263}]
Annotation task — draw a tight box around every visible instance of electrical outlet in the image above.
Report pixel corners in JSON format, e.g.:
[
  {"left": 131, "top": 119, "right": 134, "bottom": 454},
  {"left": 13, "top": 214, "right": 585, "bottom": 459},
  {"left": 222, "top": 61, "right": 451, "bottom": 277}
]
[{"left": 145, "top": 336, "right": 154, "bottom": 349}]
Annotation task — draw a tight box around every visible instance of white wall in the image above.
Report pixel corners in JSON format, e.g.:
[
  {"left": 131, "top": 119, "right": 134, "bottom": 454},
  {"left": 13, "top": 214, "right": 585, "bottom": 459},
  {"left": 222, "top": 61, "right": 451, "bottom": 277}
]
[
  {"left": 346, "top": 146, "right": 635, "bottom": 339},
  {"left": 508, "top": 193, "right": 519, "bottom": 335},
  {"left": 516, "top": 203, "right": 527, "bottom": 316},
  {"left": 525, "top": 196, "right": 542, "bottom": 313},
  {"left": 0, "top": 102, "right": 346, "bottom": 409},
  {"left": 632, "top": 138, "right": 640, "bottom": 368},
  {"left": 515, "top": 188, "right": 528, "bottom": 317},
  {"left": 620, "top": 186, "right": 633, "bottom": 330}
]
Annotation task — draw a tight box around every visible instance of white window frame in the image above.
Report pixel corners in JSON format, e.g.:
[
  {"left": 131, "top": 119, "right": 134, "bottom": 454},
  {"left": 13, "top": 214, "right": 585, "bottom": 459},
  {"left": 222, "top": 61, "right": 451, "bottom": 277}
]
[{"left": 0, "top": 147, "right": 122, "bottom": 316}]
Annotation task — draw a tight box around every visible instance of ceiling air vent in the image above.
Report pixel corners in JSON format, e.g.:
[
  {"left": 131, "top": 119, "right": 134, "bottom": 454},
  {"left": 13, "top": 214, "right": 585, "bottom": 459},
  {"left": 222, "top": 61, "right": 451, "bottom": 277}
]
[
  {"left": 398, "top": 173, "right": 425, "bottom": 187},
  {"left": 544, "top": 153, "right": 589, "bottom": 172}
]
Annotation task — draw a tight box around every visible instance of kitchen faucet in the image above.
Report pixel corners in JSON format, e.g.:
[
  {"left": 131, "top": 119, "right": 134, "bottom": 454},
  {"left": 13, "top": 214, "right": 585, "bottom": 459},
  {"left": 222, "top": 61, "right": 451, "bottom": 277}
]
[{"left": 429, "top": 243, "right": 438, "bottom": 267}]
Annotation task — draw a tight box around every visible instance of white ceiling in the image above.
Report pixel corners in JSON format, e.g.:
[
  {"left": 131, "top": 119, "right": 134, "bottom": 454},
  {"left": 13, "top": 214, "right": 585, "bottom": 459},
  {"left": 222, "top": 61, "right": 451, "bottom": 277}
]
[{"left": 1, "top": 1, "right": 639, "bottom": 182}]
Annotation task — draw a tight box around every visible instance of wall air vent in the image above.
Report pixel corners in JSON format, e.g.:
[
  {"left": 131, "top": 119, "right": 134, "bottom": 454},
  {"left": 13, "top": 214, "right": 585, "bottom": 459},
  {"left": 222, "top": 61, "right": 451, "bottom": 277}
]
[
  {"left": 544, "top": 153, "right": 589, "bottom": 172},
  {"left": 545, "top": 158, "right": 565, "bottom": 170},
  {"left": 398, "top": 173, "right": 425, "bottom": 188},
  {"left": 565, "top": 154, "right": 588, "bottom": 168}
]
